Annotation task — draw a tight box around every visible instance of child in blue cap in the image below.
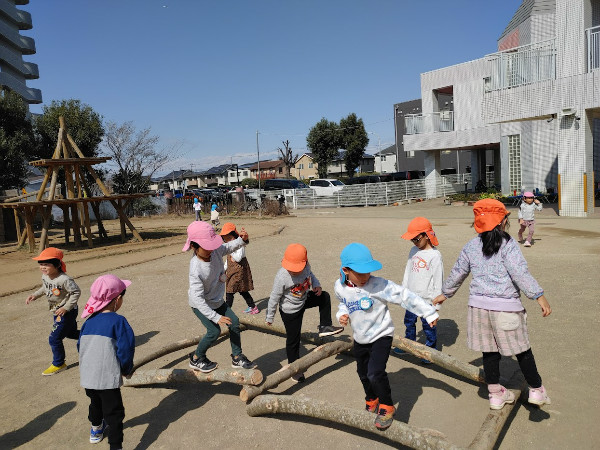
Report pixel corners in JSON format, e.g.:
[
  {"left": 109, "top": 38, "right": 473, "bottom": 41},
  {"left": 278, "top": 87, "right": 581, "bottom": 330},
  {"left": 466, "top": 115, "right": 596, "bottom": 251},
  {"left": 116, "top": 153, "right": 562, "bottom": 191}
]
[{"left": 335, "top": 243, "right": 439, "bottom": 430}]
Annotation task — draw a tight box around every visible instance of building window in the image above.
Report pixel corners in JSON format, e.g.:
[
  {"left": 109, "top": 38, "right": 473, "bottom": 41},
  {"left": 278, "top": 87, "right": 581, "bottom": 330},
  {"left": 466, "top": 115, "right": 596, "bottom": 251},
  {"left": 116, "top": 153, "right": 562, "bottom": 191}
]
[
  {"left": 279, "top": 167, "right": 283, "bottom": 173},
  {"left": 381, "top": 156, "right": 386, "bottom": 161},
  {"left": 308, "top": 163, "right": 313, "bottom": 168},
  {"left": 298, "top": 163, "right": 304, "bottom": 169},
  {"left": 508, "top": 134, "right": 522, "bottom": 193}
]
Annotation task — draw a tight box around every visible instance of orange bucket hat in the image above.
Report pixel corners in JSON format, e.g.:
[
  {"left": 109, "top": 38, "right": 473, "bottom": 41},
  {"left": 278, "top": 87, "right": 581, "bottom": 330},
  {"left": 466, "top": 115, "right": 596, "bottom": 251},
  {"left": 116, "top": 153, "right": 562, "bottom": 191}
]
[
  {"left": 281, "top": 243, "right": 308, "bottom": 272},
  {"left": 219, "top": 222, "right": 237, "bottom": 236},
  {"left": 32, "top": 247, "right": 67, "bottom": 272},
  {"left": 401, "top": 217, "right": 439, "bottom": 246},
  {"left": 473, "top": 199, "right": 510, "bottom": 233}
]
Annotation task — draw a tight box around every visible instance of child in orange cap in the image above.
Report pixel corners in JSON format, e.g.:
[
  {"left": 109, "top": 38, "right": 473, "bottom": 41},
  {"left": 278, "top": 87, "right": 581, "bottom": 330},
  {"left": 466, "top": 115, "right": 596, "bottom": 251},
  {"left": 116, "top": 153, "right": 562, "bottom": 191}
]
[
  {"left": 266, "top": 243, "right": 343, "bottom": 382},
  {"left": 393, "top": 217, "right": 443, "bottom": 363},
  {"left": 26, "top": 247, "right": 81, "bottom": 376},
  {"left": 219, "top": 222, "right": 258, "bottom": 314},
  {"left": 434, "top": 199, "right": 552, "bottom": 410}
]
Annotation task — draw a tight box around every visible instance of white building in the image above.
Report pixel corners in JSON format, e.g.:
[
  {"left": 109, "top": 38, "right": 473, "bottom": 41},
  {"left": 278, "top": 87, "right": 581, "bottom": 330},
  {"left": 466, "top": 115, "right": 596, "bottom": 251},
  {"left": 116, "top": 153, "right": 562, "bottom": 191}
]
[{"left": 402, "top": 0, "right": 599, "bottom": 217}]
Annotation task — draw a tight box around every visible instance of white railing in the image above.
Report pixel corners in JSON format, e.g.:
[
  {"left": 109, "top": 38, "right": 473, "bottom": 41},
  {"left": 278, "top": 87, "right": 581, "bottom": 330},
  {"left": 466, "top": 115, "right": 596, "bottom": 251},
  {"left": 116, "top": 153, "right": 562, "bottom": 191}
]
[
  {"left": 404, "top": 111, "right": 454, "bottom": 135},
  {"left": 485, "top": 39, "right": 556, "bottom": 91},
  {"left": 587, "top": 25, "right": 600, "bottom": 72}
]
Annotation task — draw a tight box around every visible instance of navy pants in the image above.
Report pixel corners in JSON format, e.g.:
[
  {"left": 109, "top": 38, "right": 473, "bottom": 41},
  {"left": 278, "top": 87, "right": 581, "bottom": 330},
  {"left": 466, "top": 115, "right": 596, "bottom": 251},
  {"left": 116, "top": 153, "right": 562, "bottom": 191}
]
[
  {"left": 86, "top": 388, "right": 125, "bottom": 449},
  {"left": 49, "top": 308, "right": 79, "bottom": 366},
  {"left": 404, "top": 309, "right": 437, "bottom": 348},
  {"left": 354, "top": 336, "right": 394, "bottom": 406}
]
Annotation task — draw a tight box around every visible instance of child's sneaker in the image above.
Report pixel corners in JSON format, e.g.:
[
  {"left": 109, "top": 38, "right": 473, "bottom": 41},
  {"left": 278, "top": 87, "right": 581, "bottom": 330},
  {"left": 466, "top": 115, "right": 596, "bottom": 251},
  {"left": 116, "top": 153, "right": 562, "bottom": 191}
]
[
  {"left": 528, "top": 386, "right": 551, "bottom": 406},
  {"left": 374, "top": 404, "right": 395, "bottom": 430},
  {"left": 243, "top": 306, "right": 253, "bottom": 313},
  {"left": 90, "top": 420, "right": 107, "bottom": 444},
  {"left": 188, "top": 353, "right": 218, "bottom": 373},
  {"left": 317, "top": 325, "right": 344, "bottom": 337},
  {"left": 291, "top": 372, "right": 305, "bottom": 383},
  {"left": 524, "top": 241, "right": 532, "bottom": 247},
  {"left": 231, "top": 353, "right": 256, "bottom": 369},
  {"left": 42, "top": 363, "right": 67, "bottom": 376},
  {"left": 365, "top": 398, "right": 379, "bottom": 413},
  {"left": 246, "top": 306, "right": 260, "bottom": 315},
  {"left": 488, "top": 384, "right": 515, "bottom": 410},
  {"left": 392, "top": 347, "right": 406, "bottom": 355},
  {"left": 420, "top": 358, "right": 433, "bottom": 364}
]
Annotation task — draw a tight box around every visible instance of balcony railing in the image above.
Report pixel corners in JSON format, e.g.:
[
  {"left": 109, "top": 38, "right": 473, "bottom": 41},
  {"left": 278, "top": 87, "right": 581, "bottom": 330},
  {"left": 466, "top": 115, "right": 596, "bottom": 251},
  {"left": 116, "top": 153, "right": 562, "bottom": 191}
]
[
  {"left": 587, "top": 25, "right": 600, "bottom": 72},
  {"left": 404, "top": 111, "right": 454, "bottom": 135},
  {"left": 484, "top": 39, "right": 556, "bottom": 91}
]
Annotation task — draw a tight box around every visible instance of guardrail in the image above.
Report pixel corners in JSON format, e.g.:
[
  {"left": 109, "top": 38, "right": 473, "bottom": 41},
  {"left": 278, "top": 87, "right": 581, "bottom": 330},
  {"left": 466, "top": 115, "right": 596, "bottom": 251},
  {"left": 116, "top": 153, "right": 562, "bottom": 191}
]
[{"left": 587, "top": 25, "right": 600, "bottom": 72}]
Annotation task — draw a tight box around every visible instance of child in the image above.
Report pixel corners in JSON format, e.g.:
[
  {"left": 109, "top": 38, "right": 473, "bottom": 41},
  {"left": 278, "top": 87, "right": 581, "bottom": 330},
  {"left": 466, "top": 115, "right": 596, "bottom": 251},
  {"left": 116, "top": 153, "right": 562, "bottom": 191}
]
[
  {"left": 434, "top": 199, "right": 552, "bottom": 410},
  {"left": 336, "top": 243, "right": 439, "bottom": 430},
  {"left": 266, "top": 243, "right": 344, "bottom": 382},
  {"left": 518, "top": 192, "right": 542, "bottom": 247},
  {"left": 193, "top": 197, "right": 202, "bottom": 221},
  {"left": 219, "top": 222, "right": 259, "bottom": 314},
  {"left": 78, "top": 274, "right": 135, "bottom": 448},
  {"left": 393, "top": 218, "right": 443, "bottom": 362},
  {"left": 210, "top": 203, "right": 220, "bottom": 230},
  {"left": 26, "top": 247, "right": 81, "bottom": 376},
  {"left": 184, "top": 221, "right": 255, "bottom": 372}
]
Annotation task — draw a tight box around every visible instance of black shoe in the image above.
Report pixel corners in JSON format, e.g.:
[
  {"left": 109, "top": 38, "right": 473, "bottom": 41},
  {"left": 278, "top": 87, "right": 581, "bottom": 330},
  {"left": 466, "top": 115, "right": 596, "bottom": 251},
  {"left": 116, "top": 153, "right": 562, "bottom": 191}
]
[
  {"left": 318, "top": 325, "right": 344, "bottom": 337},
  {"left": 291, "top": 372, "right": 306, "bottom": 383},
  {"left": 231, "top": 353, "right": 256, "bottom": 369},
  {"left": 189, "top": 353, "right": 218, "bottom": 372}
]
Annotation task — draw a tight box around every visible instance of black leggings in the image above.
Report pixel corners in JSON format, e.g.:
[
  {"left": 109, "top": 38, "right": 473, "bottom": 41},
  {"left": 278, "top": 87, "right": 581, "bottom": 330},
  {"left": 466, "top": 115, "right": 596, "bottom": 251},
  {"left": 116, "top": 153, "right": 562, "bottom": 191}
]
[
  {"left": 85, "top": 388, "right": 125, "bottom": 449},
  {"left": 482, "top": 348, "right": 542, "bottom": 388},
  {"left": 225, "top": 292, "right": 255, "bottom": 308}
]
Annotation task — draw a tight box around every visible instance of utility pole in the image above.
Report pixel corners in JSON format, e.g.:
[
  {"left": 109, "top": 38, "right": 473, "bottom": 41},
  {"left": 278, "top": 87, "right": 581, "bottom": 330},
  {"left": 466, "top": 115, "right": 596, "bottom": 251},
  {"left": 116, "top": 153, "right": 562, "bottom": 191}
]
[
  {"left": 256, "top": 130, "right": 261, "bottom": 218},
  {"left": 394, "top": 106, "right": 401, "bottom": 172}
]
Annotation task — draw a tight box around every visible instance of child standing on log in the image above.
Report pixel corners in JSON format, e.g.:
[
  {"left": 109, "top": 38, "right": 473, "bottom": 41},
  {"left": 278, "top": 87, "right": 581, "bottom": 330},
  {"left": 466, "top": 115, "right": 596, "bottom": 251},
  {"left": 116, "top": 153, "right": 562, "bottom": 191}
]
[
  {"left": 26, "top": 247, "right": 81, "bottom": 376},
  {"left": 184, "top": 221, "right": 255, "bottom": 372},
  {"left": 393, "top": 217, "right": 443, "bottom": 363},
  {"left": 78, "top": 274, "right": 135, "bottom": 447},
  {"left": 219, "top": 222, "right": 259, "bottom": 314},
  {"left": 434, "top": 199, "right": 552, "bottom": 410},
  {"left": 266, "top": 243, "right": 344, "bottom": 383},
  {"left": 335, "top": 243, "right": 438, "bottom": 430}
]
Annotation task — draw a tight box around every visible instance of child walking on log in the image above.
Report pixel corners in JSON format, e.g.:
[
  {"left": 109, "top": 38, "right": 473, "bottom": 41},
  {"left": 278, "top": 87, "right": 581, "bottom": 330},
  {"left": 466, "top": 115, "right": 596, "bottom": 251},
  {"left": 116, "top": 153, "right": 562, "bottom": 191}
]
[
  {"left": 219, "top": 222, "right": 259, "bottom": 314},
  {"left": 335, "top": 243, "right": 438, "bottom": 430},
  {"left": 434, "top": 199, "right": 552, "bottom": 410},
  {"left": 26, "top": 247, "right": 81, "bottom": 376},
  {"left": 184, "top": 221, "right": 255, "bottom": 372}
]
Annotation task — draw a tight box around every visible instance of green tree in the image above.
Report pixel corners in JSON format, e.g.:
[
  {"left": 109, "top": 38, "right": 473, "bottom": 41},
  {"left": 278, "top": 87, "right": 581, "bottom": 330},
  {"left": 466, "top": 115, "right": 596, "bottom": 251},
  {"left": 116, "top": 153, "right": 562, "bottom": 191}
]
[
  {"left": 306, "top": 118, "right": 341, "bottom": 178},
  {"left": 0, "top": 88, "right": 39, "bottom": 191},
  {"left": 339, "top": 113, "right": 369, "bottom": 177}
]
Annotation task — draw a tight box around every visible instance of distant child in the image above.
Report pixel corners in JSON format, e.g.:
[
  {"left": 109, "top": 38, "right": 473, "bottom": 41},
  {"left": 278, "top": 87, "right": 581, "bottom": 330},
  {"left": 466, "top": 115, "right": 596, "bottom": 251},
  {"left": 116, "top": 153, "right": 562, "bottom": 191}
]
[
  {"left": 393, "top": 217, "right": 443, "bottom": 363},
  {"left": 193, "top": 197, "right": 202, "bottom": 221},
  {"left": 210, "top": 203, "right": 220, "bottom": 230},
  {"left": 219, "top": 222, "right": 259, "bottom": 314},
  {"left": 336, "top": 243, "right": 439, "bottom": 430},
  {"left": 184, "top": 221, "right": 255, "bottom": 372},
  {"left": 26, "top": 247, "right": 81, "bottom": 376},
  {"left": 266, "top": 243, "right": 344, "bottom": 382},
  {"left": 78, "top": 274, "right": 135, "bottom": 447},
  {"left": 434, "top": 199, "right": 552, "bottom": 410},
  {"left": 518, "top": 192, "right": 542, "bottom": 247}
]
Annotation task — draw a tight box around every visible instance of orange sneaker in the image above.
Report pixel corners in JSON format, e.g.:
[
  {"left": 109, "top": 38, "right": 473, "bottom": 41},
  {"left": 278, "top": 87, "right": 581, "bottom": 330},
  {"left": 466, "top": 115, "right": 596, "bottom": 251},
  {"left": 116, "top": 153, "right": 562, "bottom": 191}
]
[
  {"left": 375, "top": 404, "right": 395, "bottom": 430},
  {"left": 365, "top": 398, "right": 379, "bottom": 413}
]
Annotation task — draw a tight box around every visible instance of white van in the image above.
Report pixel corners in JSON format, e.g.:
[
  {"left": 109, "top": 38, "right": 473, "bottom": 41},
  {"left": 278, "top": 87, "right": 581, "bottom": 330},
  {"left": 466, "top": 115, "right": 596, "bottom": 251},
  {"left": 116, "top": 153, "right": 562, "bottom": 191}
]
[{"left": 309, "top": 179, "right": 345, "bottom": 196}]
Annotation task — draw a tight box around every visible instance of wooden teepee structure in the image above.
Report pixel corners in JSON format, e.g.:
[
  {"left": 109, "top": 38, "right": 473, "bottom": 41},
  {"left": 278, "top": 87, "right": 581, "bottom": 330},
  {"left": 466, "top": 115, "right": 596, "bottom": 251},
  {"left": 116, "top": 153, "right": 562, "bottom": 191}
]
[{"left": 1, "top": 116, "right": 149, "bottom": 252}]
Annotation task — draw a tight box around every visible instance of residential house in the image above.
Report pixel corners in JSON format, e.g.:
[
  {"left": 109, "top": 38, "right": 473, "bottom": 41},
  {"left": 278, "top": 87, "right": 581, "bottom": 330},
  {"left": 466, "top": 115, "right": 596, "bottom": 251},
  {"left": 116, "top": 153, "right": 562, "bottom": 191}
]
[
  {"left": 227, "top": 162, "right": 253, "bottom": 185},
  {"left": 249, "top": 160, "right": 285, "bottom": 180},
  {"left": 292, "top": 154, "right": 318, "bottom": 180},
  {"left": 200, "top": 164, "right": 233, "bottom": 186},
  {"left": 326, "top": 151, "right": 375, "bottom": 177}
]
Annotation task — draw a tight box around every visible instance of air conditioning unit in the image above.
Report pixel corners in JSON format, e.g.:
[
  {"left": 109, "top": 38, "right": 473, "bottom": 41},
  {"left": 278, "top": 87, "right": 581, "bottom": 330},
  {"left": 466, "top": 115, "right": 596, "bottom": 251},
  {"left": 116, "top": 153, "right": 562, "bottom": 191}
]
[{"left": 561, "top": 107, "right": 576, "bottom": 116}]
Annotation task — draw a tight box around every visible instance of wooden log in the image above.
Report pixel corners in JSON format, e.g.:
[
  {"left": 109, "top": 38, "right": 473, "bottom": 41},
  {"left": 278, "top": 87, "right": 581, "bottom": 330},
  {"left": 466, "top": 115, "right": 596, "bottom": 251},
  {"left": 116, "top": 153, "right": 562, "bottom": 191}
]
[
  {"left": 467, "top": 389, "right": 520, "bottom": 450},
  {"left": 124, "top": 367, "right": 263, "bottom": 387},
  {"left": 24, "top": 206, "right": 36, "bottom": 251},
  {"left": 240, "top": 340, "right": 353, "bottom": 403},
  {"left": 13, "top": 209, "right": 21, "bottom": 242},
  {"left": 110, "top": 198, "right": 144, "bottom": 242},
  {"left": 393, "top": 335, "right": 485, "bottom": 384},
  {"left": 247, "top": 395, "right": 461, "bottom": 450}
]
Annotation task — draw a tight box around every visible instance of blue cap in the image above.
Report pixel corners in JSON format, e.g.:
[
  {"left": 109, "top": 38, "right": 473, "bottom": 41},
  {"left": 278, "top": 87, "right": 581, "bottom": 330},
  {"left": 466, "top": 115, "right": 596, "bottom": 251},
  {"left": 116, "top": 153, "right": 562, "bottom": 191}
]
[
  {"left": 194, "top": 198, "right": 199, "bottom": 203},
  {"left": 211, "top": 204, "right": 218, "bottom": 211},
  {"left": 340, "top": 243, "right": 382, "bottom": 274}
]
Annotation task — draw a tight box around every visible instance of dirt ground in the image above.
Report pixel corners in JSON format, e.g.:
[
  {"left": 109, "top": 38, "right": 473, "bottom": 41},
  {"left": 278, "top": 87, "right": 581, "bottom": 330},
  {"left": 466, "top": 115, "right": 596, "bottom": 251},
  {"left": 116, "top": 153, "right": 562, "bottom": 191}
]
[{"left": 1, "top": 200, "right": 599, "bottom": 449}]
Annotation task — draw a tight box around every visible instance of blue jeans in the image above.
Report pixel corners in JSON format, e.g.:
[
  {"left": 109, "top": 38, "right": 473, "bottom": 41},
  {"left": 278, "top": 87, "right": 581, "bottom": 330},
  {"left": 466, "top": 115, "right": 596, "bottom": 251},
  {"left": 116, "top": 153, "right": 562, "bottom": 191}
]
[
  {"left": 192, "top": 303, "right": 242, "bottom": 360},
  {"left": 49, "top": 308, "right": 79, "bottom": 366},
  {"left": 404, "top": 309, "right": 437, "bottom": 349}
]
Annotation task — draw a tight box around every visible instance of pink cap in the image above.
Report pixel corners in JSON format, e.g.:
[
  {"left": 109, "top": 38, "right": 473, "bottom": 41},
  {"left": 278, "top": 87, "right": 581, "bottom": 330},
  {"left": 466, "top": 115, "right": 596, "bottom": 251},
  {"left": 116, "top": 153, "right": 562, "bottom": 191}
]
[
  {"left": 523, "top": 191, "right": 534, "bottom": 198},
  {"left": 82, "top": 274, "right": 131, "bottom": 318},
  {"left": 182, "top": 221, "right": 223, "bottom": 252}
]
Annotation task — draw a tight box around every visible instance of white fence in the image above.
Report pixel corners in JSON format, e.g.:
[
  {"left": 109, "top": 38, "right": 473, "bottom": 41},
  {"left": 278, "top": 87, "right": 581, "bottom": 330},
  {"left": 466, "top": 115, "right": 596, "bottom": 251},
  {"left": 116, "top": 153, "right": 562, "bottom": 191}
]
[{"left": 404, "top": 111, "right": 454, "bottom": 135}]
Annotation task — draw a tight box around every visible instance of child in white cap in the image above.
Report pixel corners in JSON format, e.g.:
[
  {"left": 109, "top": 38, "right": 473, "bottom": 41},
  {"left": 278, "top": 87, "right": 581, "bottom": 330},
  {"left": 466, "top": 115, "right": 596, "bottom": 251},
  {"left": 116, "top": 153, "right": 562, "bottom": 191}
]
[
  {"left": 78, "top": 274, "right": 135, "bottom": 448},
  {"left": 183, "top": 221, "right": 255, "bottom": 372},
  {"left": 335, "top": 243, "right": 438, "bottom": 431}
]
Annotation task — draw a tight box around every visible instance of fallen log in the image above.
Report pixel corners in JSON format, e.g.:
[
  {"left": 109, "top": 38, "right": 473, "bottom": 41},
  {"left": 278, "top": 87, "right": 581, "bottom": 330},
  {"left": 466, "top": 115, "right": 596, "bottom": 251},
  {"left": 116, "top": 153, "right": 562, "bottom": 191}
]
[
  {"left": 240, "top": 340, "right": 353, "bottom": 402},
  {"left": 124, "top": 367, "right": 263, "bottom": 387},
  {"left": 467, "top": 389, "right": 521, "bottom": 450},
  {"left": 247, "top": 394, "right": 462, "bottom": 450},
  {"left": 393, "top": 335, "right": 485, "bottom": 384}
]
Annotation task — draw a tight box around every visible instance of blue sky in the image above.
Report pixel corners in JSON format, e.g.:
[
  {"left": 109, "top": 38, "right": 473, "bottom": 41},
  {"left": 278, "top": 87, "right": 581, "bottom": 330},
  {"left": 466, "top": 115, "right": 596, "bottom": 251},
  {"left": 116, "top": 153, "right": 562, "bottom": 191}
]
[{"left": 23, "top": 0, "right": 521, "bottom": 174}]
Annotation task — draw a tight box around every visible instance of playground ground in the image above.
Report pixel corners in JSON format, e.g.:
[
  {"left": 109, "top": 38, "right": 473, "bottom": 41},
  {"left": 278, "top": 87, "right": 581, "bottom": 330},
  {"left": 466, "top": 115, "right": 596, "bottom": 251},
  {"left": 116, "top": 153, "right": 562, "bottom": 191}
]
[{"left": 1, "top": 199, "right": 599, "bottom": 449}]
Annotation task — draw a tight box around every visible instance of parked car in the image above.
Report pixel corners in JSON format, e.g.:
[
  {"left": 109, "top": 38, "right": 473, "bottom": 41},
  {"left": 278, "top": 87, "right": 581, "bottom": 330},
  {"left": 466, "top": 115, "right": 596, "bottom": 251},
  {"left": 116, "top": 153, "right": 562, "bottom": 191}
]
[
  {"left": 263, "top": 179, "right": 308, "bottom": 190},
  {"left": 344, "top": 175, "right": 384, "bottom": 185},
  {"left": 380, "top": 170, "right": 424, "bottom": 182},
  {"left": 309, "top": 178, "right": 345, "bottom": 196}
]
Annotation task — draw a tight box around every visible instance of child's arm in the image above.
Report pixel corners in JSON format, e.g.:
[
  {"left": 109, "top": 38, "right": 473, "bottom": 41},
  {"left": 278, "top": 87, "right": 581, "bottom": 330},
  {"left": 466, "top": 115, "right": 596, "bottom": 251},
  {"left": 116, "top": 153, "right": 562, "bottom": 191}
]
[
  {"left": 230, "top": 246, "right": 245, "bottom": 263},
  {"left": 309, "top": 270, "right": 322, "bottom": 295},
  {"left": 265, "top": 271, "right": 285, "bottom": 324},
  {"left": 372, "top": 279, "right": 439, "bottom": 326},
  {"left": 189, "top": 272, "right": 222, "bottom": 323},
  {"left": 26, "top": 285, "right": 45, "bottom": 304},
  {"left": 115, "top": 317, "right": 136, "bottom": 376},
  {"left": 534, "top": 199, "right": 542, "bottom": 211},
  {"left": 502, "top": 240, "right": 545, "bottom": 300},
  {"left": 434, "top": 248, "right": 470, "bottom": 306},
  {"left": 55, "top": 278, "right": 81, "bottom": 316},
  {"left": 430, "top": 253, "right": 444, "bottom": 299},
  {"left": 334, "top": 285, "right": 350, "bottom": 325},
  {"left": 221, "top": 229, "right": 249, "bottom": 256}
]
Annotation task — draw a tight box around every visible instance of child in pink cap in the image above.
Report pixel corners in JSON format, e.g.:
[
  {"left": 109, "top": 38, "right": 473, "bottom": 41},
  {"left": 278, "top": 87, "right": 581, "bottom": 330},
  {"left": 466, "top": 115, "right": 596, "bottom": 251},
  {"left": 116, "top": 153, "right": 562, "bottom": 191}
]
[
  {"left": 78, "top": 274, "right": 135, "bottom": 448},
  {"left": 183, "top": 221, "right": 256, "bottom": 372},
  {"left": 518, "top": 192, "right": 542, "bottom": 247}
]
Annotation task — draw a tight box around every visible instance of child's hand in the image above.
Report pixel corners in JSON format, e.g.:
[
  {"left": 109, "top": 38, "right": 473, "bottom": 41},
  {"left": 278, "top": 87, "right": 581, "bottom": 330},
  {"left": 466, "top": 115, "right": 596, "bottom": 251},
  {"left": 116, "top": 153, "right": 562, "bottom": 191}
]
[
  {"left": 534, "top": 199, "right": 540, "bottom": 205},
  {"left": 536, "top": 295, "right": 552, "bottom": 317},
  {"left": 339, "top": 314, "right": 349, "bottom": 326},
  {"left": 313, "top": 286, "right": 322, "bottom": 296},
  {"left": 25, "top": 295, "right": 36, "bottom": 304},
  {"left": 239, "top": 228, "right": 249, "bottom": 242},
  {"left": 55, "top": 307, "right": 67, "bottom": 317},
  {"left": 265, "top": 321, "right": 272, "bottom": 326},
  {"left": 519, "top": 219, "right": 524, "bottom": 225},
  {"left": 428, "top": 319, "right": 438, "bottom": 327},
  {"left": 217, "top": 316, "right": 232, "bottom": 326},
  {"left": 433, "top": 294, "right": 446, "bottom": 306}
]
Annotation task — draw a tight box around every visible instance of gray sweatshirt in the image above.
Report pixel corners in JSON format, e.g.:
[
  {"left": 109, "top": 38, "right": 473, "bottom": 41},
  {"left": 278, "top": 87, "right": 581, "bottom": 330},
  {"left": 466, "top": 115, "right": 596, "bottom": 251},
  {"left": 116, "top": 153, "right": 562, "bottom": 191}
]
[
  {"left": 188, "top": 237, "right": 246, "bottom": 323},
  {"left": 266, "top": 264, "right": 320, "bottom": 323},
  {"left": 33, "top": 273, "right": 81, "bottom": 312},
  {"left": 518, "top": 201, "right": 542, "bottom": 220}
]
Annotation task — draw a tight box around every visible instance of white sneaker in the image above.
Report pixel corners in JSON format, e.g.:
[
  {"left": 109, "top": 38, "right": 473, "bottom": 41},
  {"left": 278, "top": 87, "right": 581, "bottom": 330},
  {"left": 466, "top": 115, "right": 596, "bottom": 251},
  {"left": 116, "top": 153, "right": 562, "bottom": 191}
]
[{"left": 524, "top": 241, "right": 532, "bottom": 247}]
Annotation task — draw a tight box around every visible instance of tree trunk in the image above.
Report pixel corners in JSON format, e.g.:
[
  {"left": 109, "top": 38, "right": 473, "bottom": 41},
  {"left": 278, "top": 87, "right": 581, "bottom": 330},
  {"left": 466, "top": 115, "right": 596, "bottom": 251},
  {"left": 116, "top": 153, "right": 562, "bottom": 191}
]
[
  {"left": 124, "top": 368, "right": 263, "bottom": 387},
  {"left": 240, "top": 340, "right": 353, "bottom": 402},
  {"left": 247, "top": 395, "right": 462, "bottom": 450},
  {"left": 467, "top": 389, "right": 520, "bottom": 450}
]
